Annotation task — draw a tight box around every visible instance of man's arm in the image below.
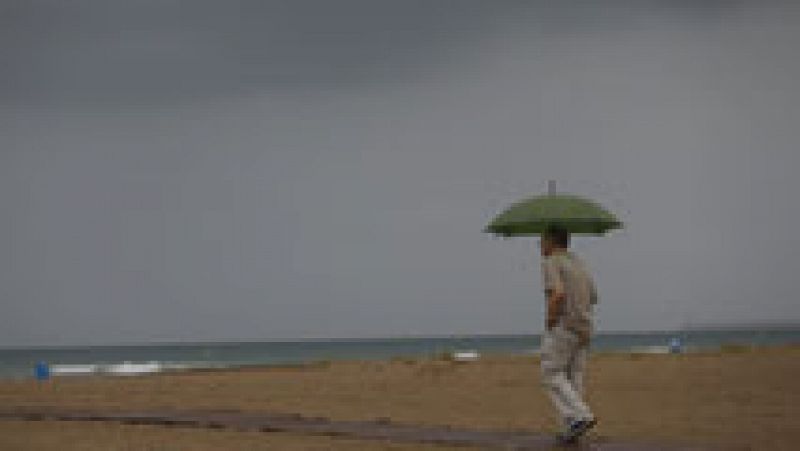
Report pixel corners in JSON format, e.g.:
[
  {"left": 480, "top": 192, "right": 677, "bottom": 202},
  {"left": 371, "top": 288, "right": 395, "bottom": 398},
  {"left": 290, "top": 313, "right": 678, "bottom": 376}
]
[{"left": 542, "top": 259, "right": 566, "bottom": 330}]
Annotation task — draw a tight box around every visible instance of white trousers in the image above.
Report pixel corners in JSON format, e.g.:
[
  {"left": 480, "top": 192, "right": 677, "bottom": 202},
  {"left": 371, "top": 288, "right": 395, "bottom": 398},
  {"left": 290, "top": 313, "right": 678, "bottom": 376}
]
[{"left": 540, "top": 325, "right": 593, "bottom": 425}]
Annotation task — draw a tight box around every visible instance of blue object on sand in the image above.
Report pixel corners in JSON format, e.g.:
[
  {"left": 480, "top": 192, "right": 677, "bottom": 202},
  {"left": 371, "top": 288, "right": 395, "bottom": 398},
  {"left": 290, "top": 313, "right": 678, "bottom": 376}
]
[
  {"left": 668, "top": 337, "right": 683, "bottom": 354},
  {"left": 34, "top": 361, "right": 50, "bottom": 381}
]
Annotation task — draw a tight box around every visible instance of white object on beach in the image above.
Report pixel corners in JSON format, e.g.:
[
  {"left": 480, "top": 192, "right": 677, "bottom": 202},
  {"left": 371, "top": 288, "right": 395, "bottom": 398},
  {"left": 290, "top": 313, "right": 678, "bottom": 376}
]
[
  {"left": 627, "top": 345, "right": 671, "bottom": 354},
  {"left": 451, "top": 350, "right": 480, "bottom": 362},
  {"left": 103, "top": 361, "right": 162, "bottom": 376}
]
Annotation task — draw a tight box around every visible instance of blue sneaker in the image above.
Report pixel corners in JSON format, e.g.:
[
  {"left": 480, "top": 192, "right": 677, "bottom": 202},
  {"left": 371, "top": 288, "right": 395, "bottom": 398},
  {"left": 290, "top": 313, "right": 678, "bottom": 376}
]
[{"left": 556, "top": 418, "right": 597, "bottom": 445}]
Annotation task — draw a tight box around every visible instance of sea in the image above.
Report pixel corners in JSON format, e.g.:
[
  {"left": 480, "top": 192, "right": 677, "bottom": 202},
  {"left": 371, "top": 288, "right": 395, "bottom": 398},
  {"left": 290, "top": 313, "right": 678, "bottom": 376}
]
[{"left": 2, "top": 328, "right": 798, "bottom": 380}]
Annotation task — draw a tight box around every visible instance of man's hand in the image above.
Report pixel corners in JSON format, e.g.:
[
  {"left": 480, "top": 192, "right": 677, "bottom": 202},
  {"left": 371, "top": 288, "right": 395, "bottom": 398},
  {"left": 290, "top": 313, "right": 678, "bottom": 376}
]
[
  {"left": 546, "top": 291, "right": 565, "bottom": 330},
  {"left": 546, "top": 313, "right": 559, "bottom": 330}
]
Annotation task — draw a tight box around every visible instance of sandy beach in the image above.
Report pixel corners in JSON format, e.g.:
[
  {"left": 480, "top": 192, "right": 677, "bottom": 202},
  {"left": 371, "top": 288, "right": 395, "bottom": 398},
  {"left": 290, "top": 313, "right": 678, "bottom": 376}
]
[{"left": 1, "top": 345, "right": 797, "bottom": 450}]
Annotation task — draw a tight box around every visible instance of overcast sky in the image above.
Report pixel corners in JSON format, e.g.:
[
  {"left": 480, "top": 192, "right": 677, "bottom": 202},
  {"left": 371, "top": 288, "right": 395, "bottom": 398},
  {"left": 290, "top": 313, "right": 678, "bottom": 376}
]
[{"left": 2, "top": 1, "right": 799, "bottom": 346}]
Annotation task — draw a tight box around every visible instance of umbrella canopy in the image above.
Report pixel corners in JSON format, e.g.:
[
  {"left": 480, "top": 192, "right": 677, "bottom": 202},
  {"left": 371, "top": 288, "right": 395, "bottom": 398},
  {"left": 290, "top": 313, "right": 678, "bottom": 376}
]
[{"left": 485, "top": 184, "right": 622, "bottom": 237}]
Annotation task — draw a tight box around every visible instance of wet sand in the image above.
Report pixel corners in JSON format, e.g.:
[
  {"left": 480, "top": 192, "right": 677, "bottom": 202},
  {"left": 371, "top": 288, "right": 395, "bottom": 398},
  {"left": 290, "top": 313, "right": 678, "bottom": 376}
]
[
  {"left": 0, "top": 420, "right": 457, "bottom": 450},
  {"left": 0, "top": 345, "right": 797, "bottom": 450}
]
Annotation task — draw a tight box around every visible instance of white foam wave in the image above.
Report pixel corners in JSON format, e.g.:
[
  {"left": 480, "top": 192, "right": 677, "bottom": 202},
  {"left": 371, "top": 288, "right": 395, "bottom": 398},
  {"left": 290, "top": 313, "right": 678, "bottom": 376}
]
[
  {"left": 49, "top": 360, "right": 220, "bottom": 377},
  {"left": 50, "top": 364, "right": 101, "bottom": 375}
]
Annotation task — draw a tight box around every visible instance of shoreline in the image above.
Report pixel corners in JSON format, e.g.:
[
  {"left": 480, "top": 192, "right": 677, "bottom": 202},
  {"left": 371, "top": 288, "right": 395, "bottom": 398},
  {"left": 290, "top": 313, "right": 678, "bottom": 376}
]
[
  {"left": 5, "top": 340, "right": 796, "bottom": 382},
  {"left": 9, "top": 341, "right": 793, "bottom": 381},
  {"left": 4, "top": 326, "right": 797, "bottom": 382}
]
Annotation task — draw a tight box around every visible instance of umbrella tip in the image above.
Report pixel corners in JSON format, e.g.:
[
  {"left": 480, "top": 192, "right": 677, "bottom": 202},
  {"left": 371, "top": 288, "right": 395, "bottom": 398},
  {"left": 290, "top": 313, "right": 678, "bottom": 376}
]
[{"left": 547, "top": 180, "right": 556, "bottom": 195}]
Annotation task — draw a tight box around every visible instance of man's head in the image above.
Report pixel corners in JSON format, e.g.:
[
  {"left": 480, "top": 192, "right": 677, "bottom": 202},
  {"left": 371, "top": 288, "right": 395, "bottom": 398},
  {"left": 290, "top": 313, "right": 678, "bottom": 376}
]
[{"left": 540, "top": 224, "right": 570, "bottom": 256}]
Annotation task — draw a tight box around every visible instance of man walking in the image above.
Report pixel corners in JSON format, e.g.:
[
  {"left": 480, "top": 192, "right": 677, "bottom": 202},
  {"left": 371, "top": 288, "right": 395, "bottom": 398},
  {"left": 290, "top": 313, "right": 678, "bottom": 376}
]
[{"left": 539, "top": 224, "right": 598, "bottom": 444}]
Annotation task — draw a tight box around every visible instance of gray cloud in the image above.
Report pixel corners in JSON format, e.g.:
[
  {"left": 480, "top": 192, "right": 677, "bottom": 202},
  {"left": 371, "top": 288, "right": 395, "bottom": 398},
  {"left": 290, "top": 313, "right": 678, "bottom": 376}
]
[{"left": 1, "top": 0, "right": 745, "bottom": 107}]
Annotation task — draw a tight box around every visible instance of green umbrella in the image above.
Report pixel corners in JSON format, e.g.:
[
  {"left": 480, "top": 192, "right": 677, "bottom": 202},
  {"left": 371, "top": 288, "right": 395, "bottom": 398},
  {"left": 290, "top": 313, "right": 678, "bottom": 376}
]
[{"left": 485, "top": 181, "right": 622, "bottom": 237}]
